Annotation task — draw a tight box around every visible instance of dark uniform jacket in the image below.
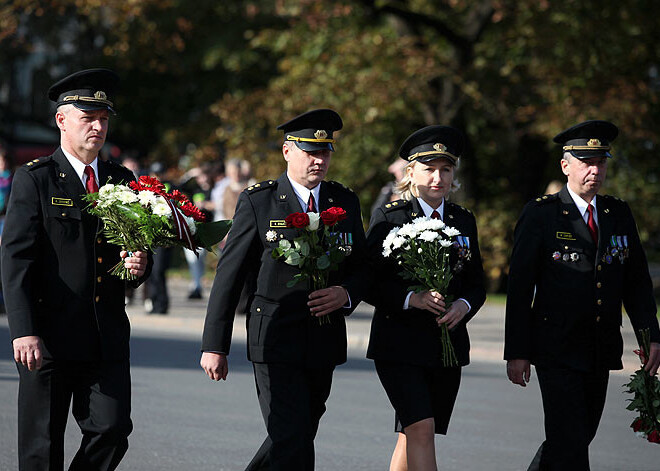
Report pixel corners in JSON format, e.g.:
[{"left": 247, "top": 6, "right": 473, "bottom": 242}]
[
  {"left": 1, "top": 148, "right": 150, "bottom": 361},
  {"left": 505, "top": 186, "right": 660, "bottom": 372},
  {"left": 201, "top": 173, "right": 367, "bottom": 367},
  {"left": 366, "top": 198, "right": 487, "bottom": 367}
]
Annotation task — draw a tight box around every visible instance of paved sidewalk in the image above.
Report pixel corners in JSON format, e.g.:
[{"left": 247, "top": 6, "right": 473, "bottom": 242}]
[{"left": 129, "top": 276, "right": 644, "bottom": 376}]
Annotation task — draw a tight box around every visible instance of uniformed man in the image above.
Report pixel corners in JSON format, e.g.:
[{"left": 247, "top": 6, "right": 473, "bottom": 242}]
[
  {"left": 1, "top": 68, "right": 150, "bottom": 470},
  {"left": 200, "top": 109, "right": 367, "bottom": 470},
  {"left": 505, "top": 120, "right": 660, "bottom": 470}
]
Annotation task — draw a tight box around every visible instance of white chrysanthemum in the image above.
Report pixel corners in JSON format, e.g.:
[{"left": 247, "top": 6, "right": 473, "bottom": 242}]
[
  {"left": 440, "top": 239, "right": 453, "bottom": 248},
  {"left": 117, "top": 191, "right": 139, "bottom": 204},
  {"left": 392, "top": 236, "right": 406, "bottom": 249},
  {"left": 635, "top": 431, "right": 647, "bottom": 439},
  {"left": 152, "top": 202, "right": 171, "bottom": 217},
  {"left": 383, "top": 231, "right": 399, "bottom": 251},
  {"left": 419, "top": 230, "right": 438, "bottom": 242},
  {"left": 418, "top": 248, "right": 423, "bottom": 253},
  {"left": 443, "top": 226, "right": 460, "bottom": 237},
  {"left": 427, "top": 219, "right": 445, "bottom": 230},
  {"left": 184, "top": 215, "right": 197, "bottom": 235},
  {"left": 138, "top": 190, "right": 158, "bottom": 207},
  {"left": 382, "top": 246, "right": 392, "bottom": 258},
  {"left": 307, "top": 212, "right": 320, "bottom": 231},
  {"left": 98, "top": 183, "right": 115, "bottom": 196},
  {"left": 397, "top": 223, "right": 417, "bottom": 239}
]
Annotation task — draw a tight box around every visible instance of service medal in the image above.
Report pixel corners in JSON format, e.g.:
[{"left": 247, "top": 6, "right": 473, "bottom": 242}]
[
  {"left": 570, "top": 252, "right": 579, "bottom": 262},
  {"left": 552, "top": 251, "right": 561, "bottom": 260}
]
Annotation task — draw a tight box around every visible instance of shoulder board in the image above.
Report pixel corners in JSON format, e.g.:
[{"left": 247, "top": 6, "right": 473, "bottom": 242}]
[
  {"left": 246, "top": 179, "right": 276, "bottom": 194},
  {"left": 447, "top": 201, "right": 473, "bottom": 215},
  {"left": 23, "top": 156, "right": 53, "bottom": 170},
  {"left": 384, "top": 199, "right": 410, "bottom": 212},
  {"left": 532, "top": 193, "right": 558, "bottom": 205},
  {"left": 601, "top": 194, "right": 624, "bottom": 203},
  {"left": 327, "top": 180, "right": 355, "bottom": 193}
]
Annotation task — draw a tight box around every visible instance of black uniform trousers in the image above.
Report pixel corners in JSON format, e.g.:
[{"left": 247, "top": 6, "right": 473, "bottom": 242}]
[
  {"left": 528, "top": 366, "right": 609, "bottom": 471},
  {"left": 16, "top": 358, "right": 132, "bottom": 471},
  {"left": 146, "top": 247, "right": 172, "bottom": 314},
  {"left": 246, "top": 363, "right": 335, "bottom": 471}
]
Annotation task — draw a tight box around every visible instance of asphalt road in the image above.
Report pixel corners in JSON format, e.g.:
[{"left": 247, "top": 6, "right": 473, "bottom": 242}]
[{"left": 0, "top": 282, "right": 657, "bottom": 470}]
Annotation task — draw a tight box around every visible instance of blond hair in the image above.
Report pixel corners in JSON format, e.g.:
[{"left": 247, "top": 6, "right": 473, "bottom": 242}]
[{"left": 394, "top": 158, "right": 461, "bottom": 201}]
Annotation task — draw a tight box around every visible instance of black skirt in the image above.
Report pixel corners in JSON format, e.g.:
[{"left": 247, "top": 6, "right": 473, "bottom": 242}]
[{"left": 374, "top": 361, "right": 461, "bottom": 435}]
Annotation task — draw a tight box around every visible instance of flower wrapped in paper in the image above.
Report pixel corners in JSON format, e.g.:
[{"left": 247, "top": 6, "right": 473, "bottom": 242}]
[{"left": 84, "top": 176, "right": 232, "bottom": 280}]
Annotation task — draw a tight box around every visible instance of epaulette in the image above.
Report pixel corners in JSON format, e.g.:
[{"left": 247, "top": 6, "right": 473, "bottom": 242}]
[
  {"left": 24, "top": 156, "right": 53, "bottom": 170},
  {"left": 327, "top": 180, "right": 355, "bottom": 193},
  {"left": 447, "top": 201, "right": 473, "bottom": 215},
  {"left": 601, "top": 194, "right": 624, "bottom": 203},
  {"left": 532, "top": 193, "right": 558, "bottom": 205},
  {"left": 246, "top": 179, "right": 276, "bottom": 193},
  {"left": 384, "top": 199, "right": 409, "bottom": 212}
]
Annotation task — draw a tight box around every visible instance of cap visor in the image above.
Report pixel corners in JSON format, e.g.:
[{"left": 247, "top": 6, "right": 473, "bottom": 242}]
[
  {"left": 416, "top": 154, "right": 457, "bottom": 165},
  {"left": 570, "top": 150, "right": 612, "bottom": 159},
  {"left": 72, "top": 102, "right": 116, "bottom": 114},
  {"left": 295, "top": 141, "right": 334, "bottom": 152}
]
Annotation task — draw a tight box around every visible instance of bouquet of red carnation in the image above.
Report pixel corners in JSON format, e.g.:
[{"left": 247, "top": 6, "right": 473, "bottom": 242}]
[
  {"left": 624, "top": 328, "right": 660, "bottom": 444},
  {"left": 271, "top": 207, "right": 351, "bottom": 325},
  {"left": 84, "top": 175, "right": 232, "bottom": 280}
]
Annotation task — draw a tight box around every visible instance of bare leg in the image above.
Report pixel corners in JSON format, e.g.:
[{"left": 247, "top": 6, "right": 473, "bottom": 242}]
[
  {"left": 404, "top": 418, "right": 436, "bottom": 471},
  {"left": 389, "top": 432, "right": 408, "bottom": 471}
]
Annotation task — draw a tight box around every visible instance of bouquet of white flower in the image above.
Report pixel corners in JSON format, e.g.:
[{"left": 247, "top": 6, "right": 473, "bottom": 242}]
[
  {"left": 85, "top": 176, "right": 231, "bottom": 280},
  {"left": 382, "top": 216, "right": 461, "bottom": 366}
]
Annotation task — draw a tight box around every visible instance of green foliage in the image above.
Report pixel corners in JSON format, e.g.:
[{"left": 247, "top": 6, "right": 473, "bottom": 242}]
[{"left": 3, "top": 0, "right": 660, "bottom": 289}]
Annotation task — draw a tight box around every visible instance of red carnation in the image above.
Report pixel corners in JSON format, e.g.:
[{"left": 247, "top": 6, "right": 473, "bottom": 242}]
[
  {"left": 320, "top": 207, "right": 347, "bottom": 226},
  {"left": 648, "top": 430, "right": 660, "bottom": 444},
  {"left": 285, "top": 212, "right": 310, "bottom": 229},
  {"left": 130, "top": 175, "right": 166, "bottom": 194},
  {"left": 181, "top": 202, "right": 206, "bottom": 222},
  {"left": 631, "top": 418, "right": 644, "bottom": 432},
  {"left": 169, "top": 189, "right": 189, "bottom": 204}
]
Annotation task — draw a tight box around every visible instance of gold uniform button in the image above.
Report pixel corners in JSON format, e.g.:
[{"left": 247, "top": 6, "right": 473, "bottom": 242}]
[
  {"left": 97, "top": 238, "right": 102, "bottom": 244},
  {"left": 597, "top": 299, "right": 602, "bottom": 305},
  {"left": 597, "top": 264, "right": 602, "bottom": 271},
  {"left": 61, "top": 212, "right": 67, "bottom": 217},
  {"left": 95, "top": 296, "right": 100, "bottom": 302},
  {"left": 97, "top": 276, "right": 102, "bottom": 283},
  {"left": 97, "top": 257, "right": 103, "bottom": 263},
  {"left": 256, "top": 308, "right": 261, "bottom": 312},
  {"left": 596, "top": 316, "right": 601, "bottom": 322},
  {"left": 596, "top": 282, "right": 602, "bottom": 288}
]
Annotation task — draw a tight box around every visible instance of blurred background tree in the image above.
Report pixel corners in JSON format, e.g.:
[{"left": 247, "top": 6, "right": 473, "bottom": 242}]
[{"left": 1, "top": 0, "right": 658, "bottom": 292}]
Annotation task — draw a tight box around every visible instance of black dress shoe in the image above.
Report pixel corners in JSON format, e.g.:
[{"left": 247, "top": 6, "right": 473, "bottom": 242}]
[{"left": 187, "top": 288, "right": 202, "bottom": 299}]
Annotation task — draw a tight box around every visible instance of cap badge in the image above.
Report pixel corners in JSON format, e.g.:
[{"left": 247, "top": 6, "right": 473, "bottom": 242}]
[
  {"left": 433, "top": 143, "right": 447, "bottom": 152},
  {"left": 314, "top": 130, "right": 328, "bottom": 140},
  {"left": 587, "top": 138, "right": 601, "bottom": 147},
  {"left": 94, "top": 91, "right": 107, "bottom": 100}
]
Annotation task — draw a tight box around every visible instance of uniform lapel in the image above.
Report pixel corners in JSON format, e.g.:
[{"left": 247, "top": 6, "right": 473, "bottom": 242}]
[
  {"left": 52, "top": 148, "right": 86, "bottom": 209},
  {"left": 318, "top": 181, "right": 331, "bottom": 212},
  {"left": 276, "top": 173, "right": 302, "bottom": 216},
  {"left": 409, "top": 198, "right": 422, "bottom": 221},
  {"left": 595, "top": 194, "right": 613, "bottom": 260},
  {"left": 443, "top": 199, "right": 455, "bottom": 225},
  {"left": 97, "top": 159, "right": 111, "bottom": 186}
]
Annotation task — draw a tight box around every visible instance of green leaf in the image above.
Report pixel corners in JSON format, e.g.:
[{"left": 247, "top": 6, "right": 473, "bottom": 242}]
[
  {"left": 195, "top": 219, "right": 232, "bottom": 250},
  {"left": 317, "top": 254, "right": 330, "bottom": 270},
  {"left": 279, "top": 239, "right": 292, "bottom": 250},
  {"left": 285, "top": 252, "right": 301, "bottom": 266}
]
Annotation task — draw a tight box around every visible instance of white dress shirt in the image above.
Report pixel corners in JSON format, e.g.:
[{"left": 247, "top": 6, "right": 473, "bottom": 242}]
[
  {"left": 61, "top": 148, "right": 99, "bottom": 189},
  {"left": 288, "top": 176, "right": 321, "bottom": 212},
  {"left": 566, "top": 184, "right": 598, "bottom": 225}
]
